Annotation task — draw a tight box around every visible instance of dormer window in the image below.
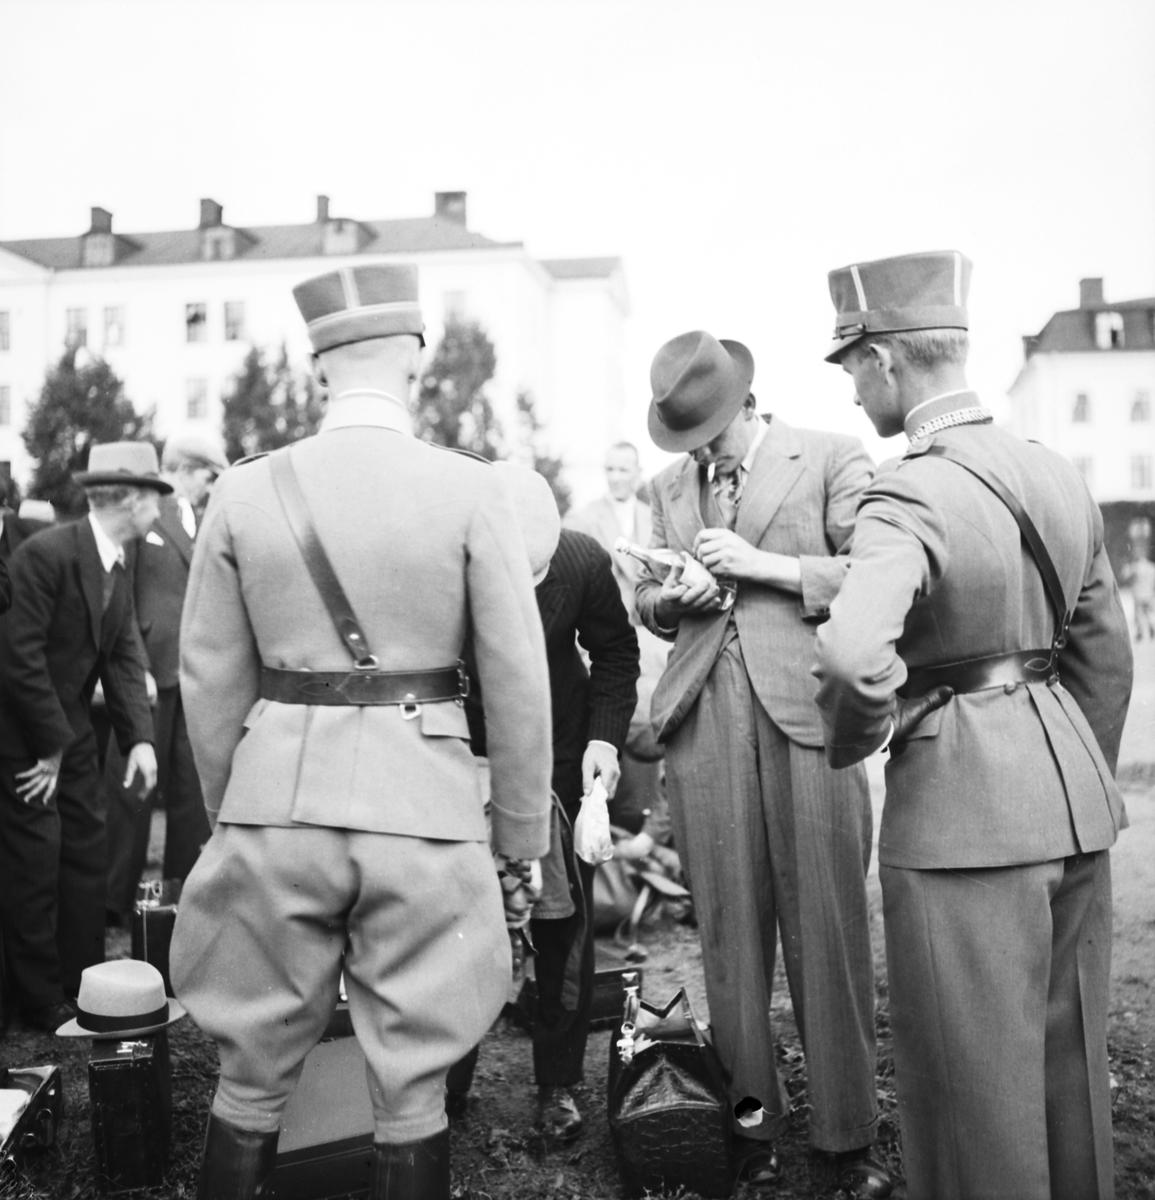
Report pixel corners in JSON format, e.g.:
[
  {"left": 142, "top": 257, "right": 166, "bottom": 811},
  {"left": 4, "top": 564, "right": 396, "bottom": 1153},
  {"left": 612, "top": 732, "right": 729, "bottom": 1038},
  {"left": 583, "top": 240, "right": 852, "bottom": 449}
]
[
  {"left": 82, "top": 233, "right": 116, "bottom": 268},
  {"left": 322, "top": 218, "right": 365, "bottom": 256},
  {"left": 1072, "top": 393, "right": 1091, "bottom": 423},
  {"left": 202, "top": 227, "right": 237, "bottom": 262},
  {"left": 1094, "top": 311, "right": 1124, "bottom": 350}
]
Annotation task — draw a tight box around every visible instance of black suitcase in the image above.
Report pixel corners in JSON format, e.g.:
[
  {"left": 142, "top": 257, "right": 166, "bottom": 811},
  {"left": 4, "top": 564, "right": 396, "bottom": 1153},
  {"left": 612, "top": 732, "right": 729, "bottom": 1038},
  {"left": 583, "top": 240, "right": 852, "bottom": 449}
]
[
  {"left": 513, "top": 964, "right": 643, "bottom": 1032},
  {"left": 0, "top": 1064, "right": 63, "bottom": 1182},
  {"left": 267, "top": 1004, "right": 375, "bottom": 1200},
  {"left": 131, "top": 879, "right": 181, "bottom": 996},
  {"left": 89, "top": 1029, "right": 172, "bottom": 1193}
]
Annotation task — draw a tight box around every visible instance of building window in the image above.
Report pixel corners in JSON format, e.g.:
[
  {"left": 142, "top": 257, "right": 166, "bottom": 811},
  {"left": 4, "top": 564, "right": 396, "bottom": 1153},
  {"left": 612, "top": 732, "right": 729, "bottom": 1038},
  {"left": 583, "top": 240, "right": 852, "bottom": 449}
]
[
  {"left": 444, "top": 291, "right": 467, "bottom": 322},
  {"left": 0, "top": 386, "right": 9, "bottom": 426},
  {"left": 66, "top": 308, "right": 87, "bottom": 349},
  {"left": 0, "top": 312, "right": 8, "bottom": 352},
  {"left": 1072, "top": 393, "right": 1091, "bottom": 423},
  {"left": 104, "top": 306, "right": 125, "bottom": 348},
  {"left": 1132, "top": 391, "right": 1151, "bottom": 422},
  {"left": 185, "top": 303, "right": 207, "bottom": 343},
  {"left": 224, "top": 301, "right": 245, "bottom": 341},
  {"left": 1133, "top": 455, "right": 1153, "bottom": 491},
  {"left": 1072, "top": 457, "right": 1093, "bottom": 489},
  {"left": 187, "top": 379, "right": 209, "bottom": 420},
  {"left": 1094, "top": 311, "right": 1124, "bottom": 350}
]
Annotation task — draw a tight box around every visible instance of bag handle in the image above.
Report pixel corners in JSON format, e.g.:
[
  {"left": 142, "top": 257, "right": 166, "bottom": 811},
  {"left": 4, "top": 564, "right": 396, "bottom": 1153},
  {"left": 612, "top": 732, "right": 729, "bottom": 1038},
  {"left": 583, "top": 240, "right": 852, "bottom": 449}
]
[
  {"left": 922, "top": 445, "right": 1072, "bottom": 659},
  {"left": 269, "top": 449, "right": 378, "bottom": 668}
]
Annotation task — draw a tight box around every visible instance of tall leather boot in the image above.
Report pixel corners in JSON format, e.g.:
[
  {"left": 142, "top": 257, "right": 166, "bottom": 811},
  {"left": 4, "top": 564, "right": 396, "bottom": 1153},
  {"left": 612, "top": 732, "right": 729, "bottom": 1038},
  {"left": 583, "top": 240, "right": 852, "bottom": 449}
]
[
  {"left": 369, "top": 1128, "right": 450, "bottom": 1200},
  {"left": 196, "top": 1112, "right": 280, "bottom": 1200}
]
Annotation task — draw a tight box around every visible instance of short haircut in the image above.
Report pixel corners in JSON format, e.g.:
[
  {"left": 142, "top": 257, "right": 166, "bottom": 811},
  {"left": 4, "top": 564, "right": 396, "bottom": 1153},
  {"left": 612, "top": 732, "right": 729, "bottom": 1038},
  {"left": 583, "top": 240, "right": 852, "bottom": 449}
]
[
  {"left": 607, "top": 441, "right": 639, "bottom": 462},
  {"left": 856, "top": 329, "right": 969, "bottom": 371},
  {"left": 85, "top": 484, "right": 138, "bottom": 510}
]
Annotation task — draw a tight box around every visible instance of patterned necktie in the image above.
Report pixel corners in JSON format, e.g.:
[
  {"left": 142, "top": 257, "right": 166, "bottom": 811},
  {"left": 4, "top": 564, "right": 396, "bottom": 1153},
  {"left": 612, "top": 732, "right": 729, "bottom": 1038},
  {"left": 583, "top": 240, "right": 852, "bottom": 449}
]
[{"left": 713, "top": 468, "right": 744, "bottom": 530}]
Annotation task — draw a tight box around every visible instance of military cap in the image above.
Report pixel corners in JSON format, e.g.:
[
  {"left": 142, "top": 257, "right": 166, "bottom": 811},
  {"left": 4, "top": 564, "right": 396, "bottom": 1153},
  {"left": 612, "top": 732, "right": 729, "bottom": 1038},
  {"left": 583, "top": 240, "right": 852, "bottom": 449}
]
[
  {"left": 825, "top": 250, "right": 971, "bottom": 362},
  {"left": 293, "top": 264, "right": 425, "bottom": 354}
]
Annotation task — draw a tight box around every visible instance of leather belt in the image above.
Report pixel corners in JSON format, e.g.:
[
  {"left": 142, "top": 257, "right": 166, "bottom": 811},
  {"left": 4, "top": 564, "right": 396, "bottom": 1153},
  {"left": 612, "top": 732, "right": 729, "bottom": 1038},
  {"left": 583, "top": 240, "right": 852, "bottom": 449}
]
[
  {"left": 259, "top": 664, "right": 467, "bottom": 707},
  {"left": 899, "top": 649, "right": 1056, "bottom": 699}
]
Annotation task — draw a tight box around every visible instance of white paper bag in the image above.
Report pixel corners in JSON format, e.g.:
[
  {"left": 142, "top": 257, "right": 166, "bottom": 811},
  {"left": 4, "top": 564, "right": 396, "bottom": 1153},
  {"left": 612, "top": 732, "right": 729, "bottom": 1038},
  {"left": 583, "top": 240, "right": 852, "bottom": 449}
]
[{"left": 573, "top": 779, "right": 613, "bottom": 864}]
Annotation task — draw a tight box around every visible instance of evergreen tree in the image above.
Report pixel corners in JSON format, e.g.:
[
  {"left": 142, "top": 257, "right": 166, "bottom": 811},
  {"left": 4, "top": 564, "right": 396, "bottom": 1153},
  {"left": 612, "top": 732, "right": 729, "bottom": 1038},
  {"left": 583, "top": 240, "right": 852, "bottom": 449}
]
[
  {"left": 516, "top": 390, "right": 571, "bottom": 516},
  {"left": 221, "top": 345, "right": 324, "bottom": 461},
  {"left": 414, "top": 318, "right": 504, "bottom": 460},
  {"left": 23, "top": 349, "right": 154, "bottom": 518}
]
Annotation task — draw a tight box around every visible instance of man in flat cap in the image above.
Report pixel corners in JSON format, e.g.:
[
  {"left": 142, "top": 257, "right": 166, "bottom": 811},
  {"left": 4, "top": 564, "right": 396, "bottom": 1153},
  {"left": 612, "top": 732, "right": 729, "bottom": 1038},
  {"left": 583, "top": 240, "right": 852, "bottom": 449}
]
[
  {"left": 105, "top": 427, "right": 229, "bottom": 921},
  {"left": 813, "top": 250, "right": 1132, "bottom": 1199},
  {"left": 635, "top": 333, "right": 890, "bottom": 1195},
  {"left": 0, "top": 443, "right": 160, "bottom": 1032},
  {"left": 171, "top": 263, "right": 552, "bottom": 1200}
]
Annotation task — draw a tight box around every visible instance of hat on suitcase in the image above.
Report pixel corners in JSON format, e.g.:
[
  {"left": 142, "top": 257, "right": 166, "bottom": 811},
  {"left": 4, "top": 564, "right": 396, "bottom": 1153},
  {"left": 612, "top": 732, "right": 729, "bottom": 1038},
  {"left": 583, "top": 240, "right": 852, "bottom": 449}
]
[{"left": 56, "top": 960, "right": 186, "bottom": 1037}]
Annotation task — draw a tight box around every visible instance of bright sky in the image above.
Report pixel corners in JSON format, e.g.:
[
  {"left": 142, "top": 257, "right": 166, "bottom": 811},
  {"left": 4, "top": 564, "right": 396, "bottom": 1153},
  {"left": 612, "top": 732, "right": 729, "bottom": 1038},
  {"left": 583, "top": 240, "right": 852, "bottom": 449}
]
[{"left": 2, "top": 0, "right": 1153, "bottom": 472}]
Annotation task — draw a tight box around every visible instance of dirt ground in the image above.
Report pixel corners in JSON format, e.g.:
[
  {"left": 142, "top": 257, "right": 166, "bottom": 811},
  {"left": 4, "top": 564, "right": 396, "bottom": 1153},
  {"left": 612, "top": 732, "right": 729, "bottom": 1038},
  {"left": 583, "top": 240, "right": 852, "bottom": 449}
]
[{"left": 2, "top": 641, "right": 1153, "bottom": 1199}]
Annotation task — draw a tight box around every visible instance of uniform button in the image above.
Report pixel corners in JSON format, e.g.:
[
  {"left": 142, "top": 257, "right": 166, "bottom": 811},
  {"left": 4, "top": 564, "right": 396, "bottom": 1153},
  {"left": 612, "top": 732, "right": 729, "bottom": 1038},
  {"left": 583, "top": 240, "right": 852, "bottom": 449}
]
[{"left": 1004, "top": 682, "right": 1017, "bottom": 695}]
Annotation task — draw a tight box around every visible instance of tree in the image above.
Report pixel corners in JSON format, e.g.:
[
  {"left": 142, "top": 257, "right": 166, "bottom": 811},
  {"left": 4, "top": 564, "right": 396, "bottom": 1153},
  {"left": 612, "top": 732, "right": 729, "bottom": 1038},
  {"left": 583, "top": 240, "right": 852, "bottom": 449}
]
[
  {"left": 221, "top": 345, "right": 324, "bottom": 462},
  {"left": 516, "top": 390, "right": 571, "bottom": 516},
  {"left": 414, "top": 318, "right": 504, "bottom": 460},
  {"left": 23, "top": 349, "right": 154, "bottom": 518}
]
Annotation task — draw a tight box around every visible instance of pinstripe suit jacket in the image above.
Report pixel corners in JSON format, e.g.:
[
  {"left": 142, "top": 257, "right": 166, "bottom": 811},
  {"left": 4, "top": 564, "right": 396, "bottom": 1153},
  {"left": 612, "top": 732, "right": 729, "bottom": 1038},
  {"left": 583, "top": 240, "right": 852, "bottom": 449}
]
[{"left": 636, "top": 415, "right": 874, "bottom": 746}]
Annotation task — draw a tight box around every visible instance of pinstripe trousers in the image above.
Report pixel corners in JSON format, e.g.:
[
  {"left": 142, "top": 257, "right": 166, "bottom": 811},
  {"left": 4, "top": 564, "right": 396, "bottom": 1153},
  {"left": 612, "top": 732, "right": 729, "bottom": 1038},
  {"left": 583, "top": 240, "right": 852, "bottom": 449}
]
[{"left": 664, "top": 631, "right": 879, "bottom": 1152}]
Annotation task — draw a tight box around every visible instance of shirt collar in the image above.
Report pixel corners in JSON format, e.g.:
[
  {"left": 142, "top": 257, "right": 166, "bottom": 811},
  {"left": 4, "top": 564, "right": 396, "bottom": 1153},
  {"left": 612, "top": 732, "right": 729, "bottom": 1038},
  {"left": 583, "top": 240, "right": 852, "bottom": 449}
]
[
  {"left": 320, "top": 391, "right": 412, "bottom": 435},
  {"left": 902, "top": 389, "right": 979, "bottom": 439},
  {"left": 740, "top": 414, "right": 770, "bottom": 474},
  {"left": 88, "top": 512, "right": 124, "bottom": 573}
]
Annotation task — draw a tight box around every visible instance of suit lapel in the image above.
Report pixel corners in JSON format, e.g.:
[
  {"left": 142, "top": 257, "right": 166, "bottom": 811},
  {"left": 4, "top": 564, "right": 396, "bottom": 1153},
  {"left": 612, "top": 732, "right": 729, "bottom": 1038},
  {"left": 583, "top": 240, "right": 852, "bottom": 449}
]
[
  {"left": 157, "top": 498, "right": 193, "bottom": 565},
  {"left": 665, "top": 459, "right": 707, "bottom": 552},
  {"left": 737, "top": 417, "right": 805, "bottom": 546},
  {"left": 75, "top": 518, "right": 105, "bottom": 649}
]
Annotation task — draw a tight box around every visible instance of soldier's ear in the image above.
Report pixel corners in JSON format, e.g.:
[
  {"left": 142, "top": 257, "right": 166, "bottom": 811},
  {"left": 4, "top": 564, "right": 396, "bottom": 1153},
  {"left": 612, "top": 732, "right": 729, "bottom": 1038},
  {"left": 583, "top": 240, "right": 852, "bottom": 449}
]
[
  {"left": 867, "top": 342, "right": 895, "bottom": 380},
  {"left": 310, "top": 353, "right": 328, "bottom": 388}
]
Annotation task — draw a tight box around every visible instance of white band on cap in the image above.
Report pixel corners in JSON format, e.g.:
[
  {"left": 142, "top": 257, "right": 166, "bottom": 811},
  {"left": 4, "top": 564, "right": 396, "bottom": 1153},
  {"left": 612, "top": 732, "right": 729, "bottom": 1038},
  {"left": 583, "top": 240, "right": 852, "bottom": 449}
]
[
  {"left": 953, "top": 252, "right": 962, "bottom": 306},
  {"left": 850, "top": 264, "right": 868, "bottom": 313},
  {"left": 306, "top": 300, "right": 421, "bottom": 335}
]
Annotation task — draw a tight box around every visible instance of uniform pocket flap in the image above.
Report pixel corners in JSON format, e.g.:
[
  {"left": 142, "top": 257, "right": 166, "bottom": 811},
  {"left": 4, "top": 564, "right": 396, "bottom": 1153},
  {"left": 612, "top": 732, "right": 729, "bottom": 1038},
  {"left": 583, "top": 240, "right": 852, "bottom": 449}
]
[{"left": 420, "top": 702, "right": 471, "bottom": 739}]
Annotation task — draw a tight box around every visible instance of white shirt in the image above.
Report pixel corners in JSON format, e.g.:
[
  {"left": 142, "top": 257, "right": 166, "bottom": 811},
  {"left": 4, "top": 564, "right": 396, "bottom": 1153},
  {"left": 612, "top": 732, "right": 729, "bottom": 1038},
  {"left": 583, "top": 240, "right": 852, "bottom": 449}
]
[
  {"left": 320, "top": 390, "right": 412, "bottom": 435},
  {"left": 708, "top": 413, "right": 770, "bottom": 491},
  {"left": 88, "top": 512, "right": 124, "bottom": 572},
  {"left": 611, "top": 494, "right": 637, "bottom": 539},
  {"left": 177, "top": 495, "right": 197, "bottom": 540}
]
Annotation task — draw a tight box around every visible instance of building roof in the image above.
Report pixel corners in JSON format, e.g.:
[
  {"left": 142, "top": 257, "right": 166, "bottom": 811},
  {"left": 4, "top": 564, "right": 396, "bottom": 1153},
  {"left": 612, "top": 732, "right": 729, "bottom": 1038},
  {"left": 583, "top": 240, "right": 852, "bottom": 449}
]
[
  {"left": 541, "top": 257, "right": 622, "bottom": 280},
  {"left": 1022, "top": 282, "right": 1155, "bottom": 358},
  {"left": 0, "top": 215, "right": 519, "bottom": 271}
]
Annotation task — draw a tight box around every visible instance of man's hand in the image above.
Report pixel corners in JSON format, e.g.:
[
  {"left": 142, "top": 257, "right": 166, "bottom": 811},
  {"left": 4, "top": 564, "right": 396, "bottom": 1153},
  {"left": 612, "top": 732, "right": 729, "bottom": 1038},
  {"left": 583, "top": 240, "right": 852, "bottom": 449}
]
[
  {"left": 15, "top": 749, "right": 63, "bottom": 806},
  {"left": 494, "top": 854, "right": 543, "bottom": 929},
  {"left": 144, "top": 671, "right": 158, "bottom": 706},
  {"left": 890, "top": 687, "right": 954, "bottom": 748},
  {"left": 123, "top": 742, "right": 158, "bottom": 799},
  {"left": 582, "top": 740, "right": 621, "bottom": 798},
  {"left": 655, "top": 555, "right": 722, "bottom": 625},
  {"left": 693, "top": 528, "right": 762, "bottom": 581}
]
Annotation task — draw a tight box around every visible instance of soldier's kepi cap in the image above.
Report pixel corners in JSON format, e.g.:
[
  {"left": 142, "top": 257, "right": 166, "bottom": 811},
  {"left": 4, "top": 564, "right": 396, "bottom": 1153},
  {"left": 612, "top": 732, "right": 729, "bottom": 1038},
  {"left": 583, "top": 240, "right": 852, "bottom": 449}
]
[
  {"left": 293, "top": 264, "right": 425, "bottom": 354},
  {"left": 825, "top": 250, "right": 971, "bottom": 362}
]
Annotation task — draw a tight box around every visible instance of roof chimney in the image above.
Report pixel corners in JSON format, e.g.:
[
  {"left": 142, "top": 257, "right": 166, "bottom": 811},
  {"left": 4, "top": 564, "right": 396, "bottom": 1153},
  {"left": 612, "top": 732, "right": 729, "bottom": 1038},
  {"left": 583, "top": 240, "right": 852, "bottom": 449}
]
[
  {"left": 434, "top": 191, "right": 467, "bottom": 225},
  {"left": 199, "top": 198, "right": 224, "bottom": 229},
  {"left": 316, "top": 194, "right": 330, "bottom": 223},
  {"left": 89, "top": 206, "right": 113, "bottom": 234},
  {"left": 1079, "top": 278, "right": 1104, "bottom": 309}
]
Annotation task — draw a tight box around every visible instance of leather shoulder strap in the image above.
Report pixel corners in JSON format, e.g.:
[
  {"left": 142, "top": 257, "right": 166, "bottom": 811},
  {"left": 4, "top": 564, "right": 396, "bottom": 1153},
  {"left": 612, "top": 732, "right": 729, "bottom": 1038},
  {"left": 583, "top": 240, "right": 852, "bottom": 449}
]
[
  {"left": 268, "top": 449, "right": 377, "bottom": 666},
  {"left": 921, "top": 444, "right": 1071, "bottom": 652}
]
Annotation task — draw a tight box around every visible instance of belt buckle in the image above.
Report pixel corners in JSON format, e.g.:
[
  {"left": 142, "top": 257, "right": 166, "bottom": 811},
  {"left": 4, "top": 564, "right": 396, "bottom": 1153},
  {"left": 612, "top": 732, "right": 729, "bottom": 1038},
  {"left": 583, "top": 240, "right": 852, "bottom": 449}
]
[
  {"left": 457, "top": 661, "right": 471, "bottom": 705},
  {"left": 401, "top": 692, "right": 421, "bottom": 721}
]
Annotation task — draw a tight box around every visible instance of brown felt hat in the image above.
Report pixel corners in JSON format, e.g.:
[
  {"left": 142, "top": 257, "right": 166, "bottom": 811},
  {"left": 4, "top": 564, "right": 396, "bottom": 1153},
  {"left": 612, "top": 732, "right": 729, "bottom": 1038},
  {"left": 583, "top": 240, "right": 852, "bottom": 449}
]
[
  {"left": 825, "top": 250, "right": 972, "bottom": 362},
  {"left": 293, "top": 264, "right": 425, "bottom": 354},
  {"left": 74, "top": 442, "right": 173, "bottom": 494},
  {"left": 647, "top": 331, "right": 754, "bottom": 453}
]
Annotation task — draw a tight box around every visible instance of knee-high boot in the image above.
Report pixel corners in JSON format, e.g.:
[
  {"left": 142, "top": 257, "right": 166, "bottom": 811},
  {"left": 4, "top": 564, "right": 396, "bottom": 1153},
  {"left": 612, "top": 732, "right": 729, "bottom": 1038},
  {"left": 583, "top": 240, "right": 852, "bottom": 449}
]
[
  {"left": 196, "top": 1112, "right": 280, "bottom": 1199},
  {"left": 369, "top": 1128, "right": 450, "bottom": 1200}
]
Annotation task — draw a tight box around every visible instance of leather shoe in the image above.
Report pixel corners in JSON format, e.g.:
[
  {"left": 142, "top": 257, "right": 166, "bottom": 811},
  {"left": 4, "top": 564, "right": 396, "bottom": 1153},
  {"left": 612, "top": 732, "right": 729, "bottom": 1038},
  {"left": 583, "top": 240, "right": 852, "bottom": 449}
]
[
  {"left": 836, "top": 1146, "right": 894, "bottom": 1198},
  {"left": 733, "top": 1134, "right": 780, "bottom": 1184},
  {"left": 533, "top": 1086, "right": 583, "bottom": 1144},
  {"left": 21, "top": 999, "right": 78, "bottom": 1034}
]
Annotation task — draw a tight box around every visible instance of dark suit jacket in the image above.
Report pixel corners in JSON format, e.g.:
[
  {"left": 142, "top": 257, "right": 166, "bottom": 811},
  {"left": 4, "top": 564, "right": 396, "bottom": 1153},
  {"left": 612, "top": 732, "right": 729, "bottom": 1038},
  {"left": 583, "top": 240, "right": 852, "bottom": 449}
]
[
  {"left": 468, "top": 528, "right": 640, "bottom": 806},
  {"left": 0, "top": 519, "right": 153, "bottom": 760},
  {"left": 132, "top": 495, "right": 194, "bottom": 688}
]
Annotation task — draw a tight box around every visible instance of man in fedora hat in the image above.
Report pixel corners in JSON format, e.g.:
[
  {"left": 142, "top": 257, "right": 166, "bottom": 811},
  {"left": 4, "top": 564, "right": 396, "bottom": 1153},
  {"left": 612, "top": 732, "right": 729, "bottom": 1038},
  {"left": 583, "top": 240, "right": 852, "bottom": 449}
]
[
  {"left": 105, "top": 427, "right": 230, "bottom": 922},
  {"left": 0, "top": 442, "right": 161, "bottom": 1033},
  {"left": 170, "top": 263, "right": 552, "bottom": 1200},
  {"left": 813, "top": 251, "right": 1131, "bottom": 1200},
  {"left": 635, "top": 332, "right": 889, "bottom": 1195}
]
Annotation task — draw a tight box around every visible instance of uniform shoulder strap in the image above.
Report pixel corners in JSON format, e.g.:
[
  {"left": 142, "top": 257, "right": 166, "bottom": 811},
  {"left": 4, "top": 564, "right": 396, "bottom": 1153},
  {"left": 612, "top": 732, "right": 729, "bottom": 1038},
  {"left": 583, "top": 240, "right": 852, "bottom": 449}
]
[
  {"left": 268, "top": 448, "right": 377, "bottom": 667},
  {"left": 921, "top": 444, "right": 1071, "bottom": 653}
]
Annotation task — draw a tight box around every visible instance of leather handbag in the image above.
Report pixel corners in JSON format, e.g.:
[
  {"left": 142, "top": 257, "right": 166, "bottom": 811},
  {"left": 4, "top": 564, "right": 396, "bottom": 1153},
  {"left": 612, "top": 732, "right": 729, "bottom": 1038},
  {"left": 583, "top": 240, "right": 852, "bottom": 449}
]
[{"left": 607, "top": 979, "right": 735, "bottom": 1199}]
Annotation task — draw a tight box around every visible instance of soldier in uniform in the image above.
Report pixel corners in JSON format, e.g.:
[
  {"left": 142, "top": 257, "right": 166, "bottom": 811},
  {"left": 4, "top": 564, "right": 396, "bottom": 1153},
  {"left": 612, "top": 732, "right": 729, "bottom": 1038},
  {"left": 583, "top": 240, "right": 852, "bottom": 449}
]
[
  {"left": 170, "top": 264, "right": 553, "bottom": 1200},
  {"left": 813, "top": 251, "right": 1132, "bottom": 1200}
]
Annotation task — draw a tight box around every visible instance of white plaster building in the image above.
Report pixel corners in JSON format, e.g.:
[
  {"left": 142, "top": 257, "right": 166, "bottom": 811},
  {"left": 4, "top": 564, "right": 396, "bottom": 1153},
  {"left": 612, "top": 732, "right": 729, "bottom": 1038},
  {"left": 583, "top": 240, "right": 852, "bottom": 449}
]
[
  {"left": 0, "top": 193, "right": 629, "bottom": 501},
  {"left": 1008, "top": 277, "right": 1155, "bottom": 502}
]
